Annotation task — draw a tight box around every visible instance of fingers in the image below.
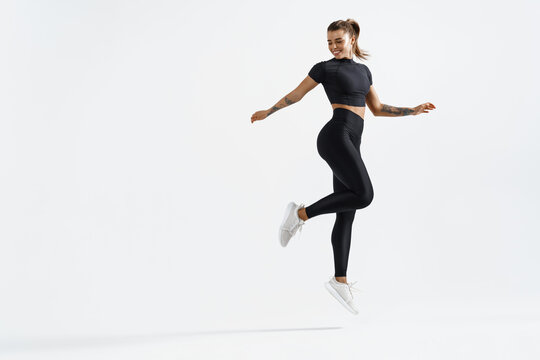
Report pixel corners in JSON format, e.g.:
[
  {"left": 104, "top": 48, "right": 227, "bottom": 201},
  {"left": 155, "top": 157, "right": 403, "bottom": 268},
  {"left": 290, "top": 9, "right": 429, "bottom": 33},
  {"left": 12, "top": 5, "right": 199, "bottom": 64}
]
[
  {"left": 419, "top": 103, "right": 436, "bottom": 114},
  {"left": 251, "top": 111, "right": 265, "bottom": 123},
  {"left": 417, "top": 102, "right": 435, "bottom": 114}
]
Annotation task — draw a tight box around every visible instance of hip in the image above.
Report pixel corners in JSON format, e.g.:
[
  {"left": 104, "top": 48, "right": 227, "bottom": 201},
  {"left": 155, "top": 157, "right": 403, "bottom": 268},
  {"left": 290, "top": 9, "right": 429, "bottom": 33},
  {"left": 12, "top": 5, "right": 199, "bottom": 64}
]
[{"left": 319, "top": 108, "right": 364, "bottom": 139}]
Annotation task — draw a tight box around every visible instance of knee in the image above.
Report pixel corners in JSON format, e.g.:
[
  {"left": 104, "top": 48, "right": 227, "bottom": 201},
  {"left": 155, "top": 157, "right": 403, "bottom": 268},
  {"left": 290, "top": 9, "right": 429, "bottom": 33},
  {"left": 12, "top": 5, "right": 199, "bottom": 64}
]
[{"left": 352, "top": 188, "right": 374, "bottom": 209}]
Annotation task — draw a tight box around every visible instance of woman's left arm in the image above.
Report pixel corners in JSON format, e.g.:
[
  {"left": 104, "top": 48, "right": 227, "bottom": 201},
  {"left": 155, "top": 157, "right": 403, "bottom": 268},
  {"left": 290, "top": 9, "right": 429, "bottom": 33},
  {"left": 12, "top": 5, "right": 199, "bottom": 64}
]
[{"left": 365, "top": 85, "right": 436, "bottom": 117}]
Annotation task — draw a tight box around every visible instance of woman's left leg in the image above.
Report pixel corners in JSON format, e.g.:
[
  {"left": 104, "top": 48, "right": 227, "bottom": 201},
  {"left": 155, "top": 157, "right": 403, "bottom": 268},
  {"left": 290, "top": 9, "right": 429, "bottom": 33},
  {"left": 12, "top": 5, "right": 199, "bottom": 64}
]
[{"left": 304, "top": 126, "right": 374, "bottom": 219}]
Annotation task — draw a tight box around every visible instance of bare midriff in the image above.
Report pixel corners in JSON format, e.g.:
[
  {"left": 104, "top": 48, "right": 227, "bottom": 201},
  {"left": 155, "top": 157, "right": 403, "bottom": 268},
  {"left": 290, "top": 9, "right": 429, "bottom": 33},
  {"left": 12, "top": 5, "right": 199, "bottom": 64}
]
[{"left": 331, "top": 103, "right": 366, "bottom": 119}]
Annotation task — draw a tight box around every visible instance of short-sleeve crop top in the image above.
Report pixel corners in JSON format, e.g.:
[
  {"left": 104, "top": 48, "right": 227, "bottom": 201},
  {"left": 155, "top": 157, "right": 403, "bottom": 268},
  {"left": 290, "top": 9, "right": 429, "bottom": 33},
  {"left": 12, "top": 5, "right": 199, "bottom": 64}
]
[{"left": 308, "top": 57, "right": 372, "bottom": 107}]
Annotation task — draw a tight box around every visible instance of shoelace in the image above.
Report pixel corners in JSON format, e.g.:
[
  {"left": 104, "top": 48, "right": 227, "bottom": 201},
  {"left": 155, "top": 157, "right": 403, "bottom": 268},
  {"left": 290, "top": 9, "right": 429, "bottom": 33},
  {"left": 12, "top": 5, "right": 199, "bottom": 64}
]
[
  {"left": 346, "top": 281, "right": 362, "bottom": 297},
  {"left": 286, "top": 203, "right": 305, "bottom": 240},
  {"left": 286, "top": 220, "right": 304, "bottom": 239}
]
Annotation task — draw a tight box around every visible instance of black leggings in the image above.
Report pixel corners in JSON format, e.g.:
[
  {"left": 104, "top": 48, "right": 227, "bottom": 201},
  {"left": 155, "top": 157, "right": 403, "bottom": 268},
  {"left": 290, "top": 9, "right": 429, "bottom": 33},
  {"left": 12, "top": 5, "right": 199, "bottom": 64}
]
[{"left": 304, "top": 108, "right": 374, "bottom": 277}]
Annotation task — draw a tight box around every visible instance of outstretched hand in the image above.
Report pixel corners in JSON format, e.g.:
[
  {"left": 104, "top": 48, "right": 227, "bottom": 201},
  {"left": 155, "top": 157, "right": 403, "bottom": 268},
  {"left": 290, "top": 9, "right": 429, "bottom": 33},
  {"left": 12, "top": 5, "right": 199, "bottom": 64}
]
[
  {"left": 251, "top": 110, "right": 269, "bottom": 123},
  {"left": 412, "top": 102, "right": 436, "bottom": 115}
]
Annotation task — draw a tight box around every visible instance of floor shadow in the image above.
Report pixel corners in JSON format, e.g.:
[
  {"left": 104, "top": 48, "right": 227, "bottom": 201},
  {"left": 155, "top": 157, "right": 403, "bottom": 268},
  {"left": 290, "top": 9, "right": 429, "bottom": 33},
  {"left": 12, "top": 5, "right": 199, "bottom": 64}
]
[{"left": 0, "top": 326, "right": 343, "bottom": 353}]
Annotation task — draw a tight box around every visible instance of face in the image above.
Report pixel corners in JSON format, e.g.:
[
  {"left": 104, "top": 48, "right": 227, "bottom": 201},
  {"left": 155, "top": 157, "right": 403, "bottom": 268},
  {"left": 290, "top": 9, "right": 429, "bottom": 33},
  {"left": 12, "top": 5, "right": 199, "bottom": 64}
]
[{"left": 327, "top": 29, "right": 354, "bottom": 59}]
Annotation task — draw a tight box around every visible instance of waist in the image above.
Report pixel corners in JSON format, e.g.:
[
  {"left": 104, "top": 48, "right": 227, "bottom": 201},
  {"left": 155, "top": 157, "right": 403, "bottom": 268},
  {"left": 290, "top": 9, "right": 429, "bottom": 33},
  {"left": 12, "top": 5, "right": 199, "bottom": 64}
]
[
  {"left": 330, "top": 108, "right": 364, "bottom": 135},
  {"left": 332, "top": 107, "right": 364, "bottom": 122}
]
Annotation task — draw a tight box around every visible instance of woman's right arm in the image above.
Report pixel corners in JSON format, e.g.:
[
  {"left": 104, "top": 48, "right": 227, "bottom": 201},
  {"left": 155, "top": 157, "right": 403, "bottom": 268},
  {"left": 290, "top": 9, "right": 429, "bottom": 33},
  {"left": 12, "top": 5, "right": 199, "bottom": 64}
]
[
  {"left": 266, "top": 92, "right": 301, "bottom": 117},
  {"left": 251, "top": 76, "right": 319, "bottom": 123}
]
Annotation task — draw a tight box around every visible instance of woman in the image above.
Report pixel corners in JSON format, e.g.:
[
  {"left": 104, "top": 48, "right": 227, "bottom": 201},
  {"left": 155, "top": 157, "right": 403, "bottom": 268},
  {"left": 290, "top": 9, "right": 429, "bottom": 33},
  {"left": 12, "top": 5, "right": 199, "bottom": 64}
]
[{"left": 251, "top": 19, "right": 436, "bottom": 314}]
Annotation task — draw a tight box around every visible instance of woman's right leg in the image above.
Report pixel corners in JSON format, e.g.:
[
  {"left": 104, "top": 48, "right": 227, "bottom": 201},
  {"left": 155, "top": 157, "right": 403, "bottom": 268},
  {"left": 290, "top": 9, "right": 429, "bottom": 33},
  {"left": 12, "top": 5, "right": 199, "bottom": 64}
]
[{"left": 330, "top": 174, "right": 356, "bottom": 278}]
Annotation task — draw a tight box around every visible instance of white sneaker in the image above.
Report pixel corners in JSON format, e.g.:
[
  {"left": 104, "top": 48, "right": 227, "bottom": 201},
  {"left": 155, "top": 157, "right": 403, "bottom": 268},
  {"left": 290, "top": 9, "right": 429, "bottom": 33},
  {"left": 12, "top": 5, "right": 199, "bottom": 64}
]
[
  {"left": 324, "top": 276, "right": 361, "bottom": 315},
  {"left": 279, "top": 202, "right": 305, "bottom": 247}
]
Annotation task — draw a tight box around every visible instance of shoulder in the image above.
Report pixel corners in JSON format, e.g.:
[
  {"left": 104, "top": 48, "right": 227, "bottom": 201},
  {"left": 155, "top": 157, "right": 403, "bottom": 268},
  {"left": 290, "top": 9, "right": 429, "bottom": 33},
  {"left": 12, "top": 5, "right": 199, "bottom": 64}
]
[
  {"left": 315, "top": 57, "right": 336, "bottom": 64},
  {"left": 308, "top": 60, "right": 327, "bottom": 72},
  {"left": 312, "top": 59, "right": 331, "bottom": 66},
  {"left": 308, "top": 59, "right": 330, "bottom": 83},
  {"left": 310, "top": 58, "right": 336, "bottom": 71},
  {"left": 360, "top": 63, "right": 373, "bottom": 84},
  {"left": 361, "top": 63, "right": 372, "bottom": 74}
]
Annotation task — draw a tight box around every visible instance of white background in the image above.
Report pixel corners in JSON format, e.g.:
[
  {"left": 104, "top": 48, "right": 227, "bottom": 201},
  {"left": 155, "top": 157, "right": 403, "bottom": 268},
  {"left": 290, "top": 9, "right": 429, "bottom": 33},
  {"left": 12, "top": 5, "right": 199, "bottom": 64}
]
[{"left": 1, "top": 0, "right": 539, "bottom": 359}]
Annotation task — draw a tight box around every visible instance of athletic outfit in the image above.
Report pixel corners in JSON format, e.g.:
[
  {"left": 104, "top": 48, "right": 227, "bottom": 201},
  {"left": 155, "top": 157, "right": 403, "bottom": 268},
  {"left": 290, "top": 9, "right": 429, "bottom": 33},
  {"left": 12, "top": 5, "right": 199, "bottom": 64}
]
[{"left": 305, "top": 57, "right": 375, "bottom": 277}]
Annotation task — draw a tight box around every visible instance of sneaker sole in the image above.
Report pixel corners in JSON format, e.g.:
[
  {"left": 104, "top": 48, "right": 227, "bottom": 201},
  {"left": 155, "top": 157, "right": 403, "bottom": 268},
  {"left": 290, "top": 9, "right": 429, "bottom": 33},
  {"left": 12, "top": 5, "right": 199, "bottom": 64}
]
[
  {"left": 324, "top": 281, "right": 359, "bottom": 315},
  {"left": 279, "top": 202, "right": 296, "bottom": 247}
]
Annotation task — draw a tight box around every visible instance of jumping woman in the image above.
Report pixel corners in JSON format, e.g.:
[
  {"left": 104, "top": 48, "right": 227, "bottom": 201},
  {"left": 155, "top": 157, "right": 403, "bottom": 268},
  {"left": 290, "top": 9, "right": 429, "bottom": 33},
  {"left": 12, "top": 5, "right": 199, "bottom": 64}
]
[{"left": 250, "top": 19, "right": 436, "bottom": 314}]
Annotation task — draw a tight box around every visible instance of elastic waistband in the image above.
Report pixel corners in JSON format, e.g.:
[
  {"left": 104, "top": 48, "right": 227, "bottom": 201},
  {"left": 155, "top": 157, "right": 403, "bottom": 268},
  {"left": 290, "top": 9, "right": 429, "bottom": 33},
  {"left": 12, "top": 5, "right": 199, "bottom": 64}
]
[{"left": 332, "top": 107, "right": 364, "bottom": 122}]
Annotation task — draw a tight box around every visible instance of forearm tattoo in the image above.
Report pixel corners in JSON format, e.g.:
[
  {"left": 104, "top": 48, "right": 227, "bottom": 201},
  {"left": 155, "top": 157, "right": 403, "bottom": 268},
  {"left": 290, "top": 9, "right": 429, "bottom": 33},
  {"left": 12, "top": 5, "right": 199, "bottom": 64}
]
[
  {"left": 380, "top": 104, "right": 414, "bottom": 116},
  {"left": 267, "top": 96, "right": 297, "bottom": 116}
]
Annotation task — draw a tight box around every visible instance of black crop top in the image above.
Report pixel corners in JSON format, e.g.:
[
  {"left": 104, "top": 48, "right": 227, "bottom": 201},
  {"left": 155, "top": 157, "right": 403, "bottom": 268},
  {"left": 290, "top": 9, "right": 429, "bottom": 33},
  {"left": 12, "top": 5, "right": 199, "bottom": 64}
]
[{"left": 308, "top": 57, "right": 372, "bottom": 107}]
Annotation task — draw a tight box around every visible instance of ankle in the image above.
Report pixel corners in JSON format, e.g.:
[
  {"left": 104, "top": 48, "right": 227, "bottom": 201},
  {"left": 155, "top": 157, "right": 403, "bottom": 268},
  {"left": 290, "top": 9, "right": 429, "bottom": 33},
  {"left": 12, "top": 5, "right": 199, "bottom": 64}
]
[
  {"left": 297, "top": 207, "right": 308, "bottom": 221},
  {"left": 335, "top": 276, "right": 347, "bottom": 284}
]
